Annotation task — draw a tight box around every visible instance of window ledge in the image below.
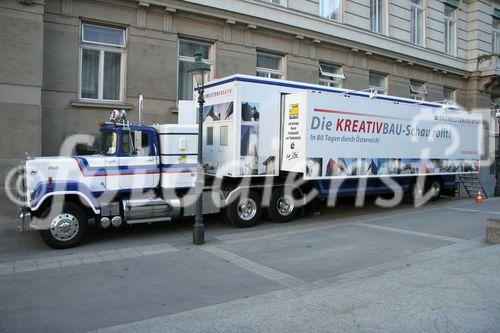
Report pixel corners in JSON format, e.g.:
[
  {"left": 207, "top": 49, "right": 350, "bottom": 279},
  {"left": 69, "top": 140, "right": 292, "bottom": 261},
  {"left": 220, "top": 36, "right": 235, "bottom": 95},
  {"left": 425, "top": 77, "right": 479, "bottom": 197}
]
[{"left": 71, "top": 100, "right": 134, "bottom": 110}]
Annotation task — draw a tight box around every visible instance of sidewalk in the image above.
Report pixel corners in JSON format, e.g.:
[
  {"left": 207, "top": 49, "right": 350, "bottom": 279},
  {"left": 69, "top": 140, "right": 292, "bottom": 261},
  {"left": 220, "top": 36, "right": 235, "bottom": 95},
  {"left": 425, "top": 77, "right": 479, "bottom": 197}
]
[
  {"left": 1, "top": 197, "right": 499, "bottom": 332},
  {"left": 96, "top": 239, "right": 500, "bottom": 333}
]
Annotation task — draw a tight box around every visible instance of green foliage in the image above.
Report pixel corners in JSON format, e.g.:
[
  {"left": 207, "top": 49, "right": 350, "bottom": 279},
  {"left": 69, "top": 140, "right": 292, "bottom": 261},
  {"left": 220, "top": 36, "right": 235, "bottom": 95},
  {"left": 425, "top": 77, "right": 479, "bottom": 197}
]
[{"left": 477, "top": 53, "right": 500, "bottom": 65}]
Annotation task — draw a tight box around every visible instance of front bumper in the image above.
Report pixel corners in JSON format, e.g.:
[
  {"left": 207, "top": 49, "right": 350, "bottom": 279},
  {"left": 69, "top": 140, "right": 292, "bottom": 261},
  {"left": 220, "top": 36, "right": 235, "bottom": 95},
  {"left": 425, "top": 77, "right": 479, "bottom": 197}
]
[
  {"left": 17, "top": 207, "right": 32, "bottom": 233},
  {"left": 17, "top": 156, "right": 33, "bottom": 233}
]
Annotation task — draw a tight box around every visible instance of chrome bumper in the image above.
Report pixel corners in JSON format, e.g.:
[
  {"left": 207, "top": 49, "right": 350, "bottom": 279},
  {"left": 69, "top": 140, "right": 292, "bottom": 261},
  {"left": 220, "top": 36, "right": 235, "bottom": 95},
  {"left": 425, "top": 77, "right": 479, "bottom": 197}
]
[
  {"left": 17, "top": 156, "right": 32, "bottom": 233},
  {"left": 17, "top": 208, "right": 32, "bottom": 233}
]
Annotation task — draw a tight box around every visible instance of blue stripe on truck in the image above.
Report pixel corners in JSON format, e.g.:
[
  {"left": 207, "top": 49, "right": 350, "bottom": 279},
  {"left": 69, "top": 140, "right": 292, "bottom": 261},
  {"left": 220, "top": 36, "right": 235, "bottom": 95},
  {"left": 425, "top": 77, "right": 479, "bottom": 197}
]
[
  {"left": 75, "top": 158, "right": 198, "bottom": 176},
  {"left": 158, "top": 133, "right": 198, "bottom": 135},
  {"left": 196, "top": 76, "right": 457, "bottom": 109}
]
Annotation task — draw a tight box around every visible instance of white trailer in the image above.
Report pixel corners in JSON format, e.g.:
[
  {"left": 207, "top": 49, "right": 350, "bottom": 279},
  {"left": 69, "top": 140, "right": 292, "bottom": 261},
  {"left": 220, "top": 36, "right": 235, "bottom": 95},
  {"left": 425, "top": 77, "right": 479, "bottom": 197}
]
[
  {"left": 282, "top": 90, "right": 482, "bottom": 179},
  {"left": 196, "top": 75, "right": 481, "bottom": 179}
]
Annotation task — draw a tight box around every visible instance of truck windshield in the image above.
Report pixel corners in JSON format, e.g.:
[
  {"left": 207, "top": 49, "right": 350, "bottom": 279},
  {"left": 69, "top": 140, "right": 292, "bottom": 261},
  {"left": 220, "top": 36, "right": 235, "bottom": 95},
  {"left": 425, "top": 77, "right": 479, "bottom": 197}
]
[{"left": 98, "top": 131, "right": 117, "bottom": 155}]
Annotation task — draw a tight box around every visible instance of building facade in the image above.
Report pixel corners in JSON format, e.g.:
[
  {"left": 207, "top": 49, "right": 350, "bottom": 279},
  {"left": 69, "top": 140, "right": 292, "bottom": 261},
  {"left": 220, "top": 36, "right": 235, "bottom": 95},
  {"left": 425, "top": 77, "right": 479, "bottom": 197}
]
[{"left": 1, "top": 0, "right": 500, "bottom": 191}]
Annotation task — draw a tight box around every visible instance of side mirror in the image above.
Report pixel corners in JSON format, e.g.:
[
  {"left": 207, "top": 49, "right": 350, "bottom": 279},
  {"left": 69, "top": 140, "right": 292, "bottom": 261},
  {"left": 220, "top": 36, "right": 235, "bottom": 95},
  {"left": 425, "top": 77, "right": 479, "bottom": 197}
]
[{"left": 134, "top": 130, "right": 142, "bottom": 149}]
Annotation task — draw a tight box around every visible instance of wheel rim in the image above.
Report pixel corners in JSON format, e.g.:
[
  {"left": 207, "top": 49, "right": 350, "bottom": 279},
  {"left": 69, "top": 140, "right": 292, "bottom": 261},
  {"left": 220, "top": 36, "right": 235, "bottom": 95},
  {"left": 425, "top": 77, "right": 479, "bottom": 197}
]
[
  {"left": 276, "top": 195, "right": 294, "bottom": 216},
  {"left": 431, "top": 181, "right": 441, "bottom": 197},
  {"left": 50, "top": 214, "right": 79, "bottom": 242},
  {"left": 237, "top": 198, "right": 257, "bottom": 221}
]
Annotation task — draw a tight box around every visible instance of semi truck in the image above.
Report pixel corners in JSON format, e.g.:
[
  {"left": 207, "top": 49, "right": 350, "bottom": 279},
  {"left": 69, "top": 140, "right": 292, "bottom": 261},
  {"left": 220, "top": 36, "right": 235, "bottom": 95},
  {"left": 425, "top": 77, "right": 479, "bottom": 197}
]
[{"left": 17, "top": 74, "right": 482, "bottom": 248}]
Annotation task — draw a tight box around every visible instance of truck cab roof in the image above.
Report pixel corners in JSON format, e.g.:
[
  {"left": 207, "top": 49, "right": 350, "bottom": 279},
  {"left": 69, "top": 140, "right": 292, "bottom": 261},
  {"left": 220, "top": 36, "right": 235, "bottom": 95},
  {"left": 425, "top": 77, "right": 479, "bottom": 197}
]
[
  {"left": 99, "top": 123, "right": 156, "bottom": 133},
  {"left": 98, "top": 123, "right": 157, "bottom": 157}
]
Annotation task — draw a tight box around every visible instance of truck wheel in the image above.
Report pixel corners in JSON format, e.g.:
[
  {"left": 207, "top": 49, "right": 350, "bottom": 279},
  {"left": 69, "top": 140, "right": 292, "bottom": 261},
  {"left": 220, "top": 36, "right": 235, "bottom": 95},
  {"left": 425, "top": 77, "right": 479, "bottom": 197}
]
[
  {"left": 403, "top": 181, "right": 424, "bottom": 205},
  {"left": 223, "top": 191, "right": 262, "bottom": 228},
  {"left": 39, "top": 203, "right": 88, "bottom": 249},
  {"left": 428, "top": 179, "right": 441, "bottom": 201},
  {"left": 266, "top": 189, "right": 299, "bottom": 223}
]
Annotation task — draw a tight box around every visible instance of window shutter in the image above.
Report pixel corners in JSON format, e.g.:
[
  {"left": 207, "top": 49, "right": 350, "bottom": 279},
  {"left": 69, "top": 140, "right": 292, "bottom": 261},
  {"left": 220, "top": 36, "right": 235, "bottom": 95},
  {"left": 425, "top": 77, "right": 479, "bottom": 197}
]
[{"left": 445, "top": 0, "right": 459, "bottom": 9}]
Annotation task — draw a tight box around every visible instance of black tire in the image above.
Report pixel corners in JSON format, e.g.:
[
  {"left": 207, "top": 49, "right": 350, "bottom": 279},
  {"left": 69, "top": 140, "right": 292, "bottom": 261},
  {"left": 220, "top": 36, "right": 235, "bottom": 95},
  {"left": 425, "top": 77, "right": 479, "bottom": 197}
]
[
  {"left": 428, "top": 179, "right": 442, "bottom": 201},
  {"left": 403, "top": 181, "right": 423, "bottom": 205},
  {"left": 39, "top": 202, "right": 88, "bottom": 249},
  {"left": 223, "top": 191, "right": 262, "bottom": 228},
  {"left": 266, "top": 188, "right": 300, "bottom": 223}
]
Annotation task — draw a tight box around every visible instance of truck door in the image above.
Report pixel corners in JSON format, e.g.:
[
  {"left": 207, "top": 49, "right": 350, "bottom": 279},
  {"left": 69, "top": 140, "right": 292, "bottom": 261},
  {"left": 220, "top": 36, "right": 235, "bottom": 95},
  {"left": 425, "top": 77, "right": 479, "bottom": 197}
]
[
  {"left": 203, "top": 125, "right": 215, "bottom": 170},
  {"left": 119, "top": 130, "right": 158, "bottom": 189},
  {"left": 215, "top": 121, "right": 232, "bottom": 171},
  {"left": 78, "top": 155, "right": 119, "bottom": 191},
  {"left": 94, "top": 130, "right": 120, "bottom": 191},
  {"left": 104, "top": 156, "right": 120, "bottom": 190}
]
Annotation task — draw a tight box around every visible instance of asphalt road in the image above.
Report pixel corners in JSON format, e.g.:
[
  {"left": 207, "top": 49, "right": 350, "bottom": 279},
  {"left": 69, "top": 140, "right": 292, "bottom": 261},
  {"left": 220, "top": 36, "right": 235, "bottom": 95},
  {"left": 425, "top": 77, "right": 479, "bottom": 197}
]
[{"left": 0, "top": 195, "right": 499, "bottom": 332}]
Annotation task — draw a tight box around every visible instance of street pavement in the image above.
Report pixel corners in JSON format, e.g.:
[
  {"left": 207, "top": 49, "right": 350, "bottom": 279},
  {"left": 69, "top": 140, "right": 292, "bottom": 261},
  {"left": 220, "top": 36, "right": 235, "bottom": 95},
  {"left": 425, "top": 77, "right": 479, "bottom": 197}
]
[{"left": 0, "top": 194, "right": 499, "bottom": 332}]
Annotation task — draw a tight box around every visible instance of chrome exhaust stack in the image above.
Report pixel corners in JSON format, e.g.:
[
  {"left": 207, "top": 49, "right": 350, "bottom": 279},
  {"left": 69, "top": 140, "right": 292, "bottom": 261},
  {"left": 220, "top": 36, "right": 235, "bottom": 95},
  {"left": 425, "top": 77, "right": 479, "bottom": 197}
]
[{"left": 138, "top": 93, "right": 144, "bottom": 125}]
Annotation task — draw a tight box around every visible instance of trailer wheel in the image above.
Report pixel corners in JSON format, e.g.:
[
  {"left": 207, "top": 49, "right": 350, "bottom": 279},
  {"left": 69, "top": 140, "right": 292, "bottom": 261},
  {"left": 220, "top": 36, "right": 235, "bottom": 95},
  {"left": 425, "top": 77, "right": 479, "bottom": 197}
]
[
  {"left": 39, "top": 202, "right": 88, "bottom": 249},
  {"left": 223, "top": 191, "right": 262, "bottom": 228},
  {"left": 403, "top": 181, "right": 424, "bottom": 205},
  {"left": 266, "top": 188, "right": 299, "bottom": 223},
  {"left": 428, "top": 179, "right": 441, "bottom": 201}
]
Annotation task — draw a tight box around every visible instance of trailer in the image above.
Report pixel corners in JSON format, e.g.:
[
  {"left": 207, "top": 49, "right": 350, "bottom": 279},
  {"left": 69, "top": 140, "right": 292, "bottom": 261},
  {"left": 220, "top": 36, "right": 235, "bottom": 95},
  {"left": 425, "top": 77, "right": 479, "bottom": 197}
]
[{"left": 17, "top": 75, "right": 482, "bottom": 248}]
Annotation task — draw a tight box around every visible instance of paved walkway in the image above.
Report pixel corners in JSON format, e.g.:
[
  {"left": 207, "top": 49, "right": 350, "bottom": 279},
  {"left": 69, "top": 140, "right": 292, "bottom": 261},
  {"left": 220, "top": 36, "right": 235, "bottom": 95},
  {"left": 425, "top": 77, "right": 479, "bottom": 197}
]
[
  {"left": 95, "top": 239, "right": 500, "bottom": 333},
  {"left": 1, "top": 197, "right": 499, "bottom": 332}
]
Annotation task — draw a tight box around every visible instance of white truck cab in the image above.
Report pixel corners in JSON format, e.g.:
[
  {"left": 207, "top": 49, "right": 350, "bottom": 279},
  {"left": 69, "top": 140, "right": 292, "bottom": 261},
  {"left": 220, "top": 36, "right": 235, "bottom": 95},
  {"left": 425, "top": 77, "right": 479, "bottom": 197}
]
[{"left": 18, "top": 109, "right": 203, "bottom": 248}]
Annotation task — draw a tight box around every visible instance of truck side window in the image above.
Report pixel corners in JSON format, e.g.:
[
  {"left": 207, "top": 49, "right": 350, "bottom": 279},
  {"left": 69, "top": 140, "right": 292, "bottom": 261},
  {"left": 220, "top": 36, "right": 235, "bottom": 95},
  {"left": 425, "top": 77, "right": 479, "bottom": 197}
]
[
  {"left": 121, "top": 132, "right": 134, "bottom": 155},
  {"left": 122, "top": 131, "right": 151, "bottom": 156},
  {"left": 207, "top": 127, "right": 213, "bottom": 145},
  {"left": 220, "top": 126, "right": 228, "bottom": 146},
  {"left": 138, "top": 132, "right": 150, "bottom": 156}
]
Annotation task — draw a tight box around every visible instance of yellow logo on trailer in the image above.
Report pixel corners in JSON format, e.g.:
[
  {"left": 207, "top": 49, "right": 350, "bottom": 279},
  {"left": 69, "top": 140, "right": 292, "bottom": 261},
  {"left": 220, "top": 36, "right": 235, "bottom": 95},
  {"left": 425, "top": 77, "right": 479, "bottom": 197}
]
[{"left": 289, "top": 103, "right": 299, "bottom": 119}]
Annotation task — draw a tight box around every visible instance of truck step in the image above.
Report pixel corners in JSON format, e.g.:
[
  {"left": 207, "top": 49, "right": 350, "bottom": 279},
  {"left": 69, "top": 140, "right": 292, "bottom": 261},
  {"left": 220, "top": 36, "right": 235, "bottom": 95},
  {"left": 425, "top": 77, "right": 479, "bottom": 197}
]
[{"left": 457, "top": 174, "right": 488, "bottom": 199}]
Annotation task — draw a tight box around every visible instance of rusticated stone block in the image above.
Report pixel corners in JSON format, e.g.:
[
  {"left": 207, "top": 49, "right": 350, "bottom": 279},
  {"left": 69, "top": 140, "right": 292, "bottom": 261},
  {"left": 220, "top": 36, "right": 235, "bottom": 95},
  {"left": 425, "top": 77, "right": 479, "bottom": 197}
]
[{"left": 486, "top": 218, "right": 500, "bottom": 244}]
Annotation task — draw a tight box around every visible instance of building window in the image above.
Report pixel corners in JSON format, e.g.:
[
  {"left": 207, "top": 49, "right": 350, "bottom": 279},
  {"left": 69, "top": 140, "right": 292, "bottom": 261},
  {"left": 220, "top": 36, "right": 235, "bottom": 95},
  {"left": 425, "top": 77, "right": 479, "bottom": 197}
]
[
  {"left": 444, "top": 5, "right": 456, "bottom": 55},
  {"left": 493, "top": 18, "right": 500, "bottom": 53},
  {"left": 319, "top": 0, "right": 342, "bottom": 21},
  {"left": 370, "top": 0, "right": 385, "bottom": 34},
  {"left": 409, "top": 80, "right": 427, "bottom": 100},
  {"left": 264, "top": 0, "right": 281, "bottom": 4},
  {"left": 411, "top": 0, "right": 424, "bottom": 45},
  {"left": 443, "top": 87, "right": 456, "bottom": 102},
  {"left": 256, "top": 52, "right": 284, "bottom": 79},
  {"left": 178, "top": 39, "right": 213, "bottom": 101},
  {"left": 369, "top": 72, "right": 388, "bottom": 94},
  {"left": 319, "top": 62, "right": 345, "bottom": 88},
  {"left": 79, "top": 23, "right": 126, "bottom": 101}
]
